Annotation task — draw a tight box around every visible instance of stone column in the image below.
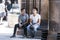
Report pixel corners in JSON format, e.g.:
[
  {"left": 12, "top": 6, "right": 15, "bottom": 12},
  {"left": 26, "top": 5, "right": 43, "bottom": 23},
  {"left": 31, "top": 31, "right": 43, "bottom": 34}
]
[
  {"left": 49, "top": 0, "right": 60, "bottom": 32},
  {"left": 41, "top": 0, "right": 49, "bottom": 20},
  {"left": 41, "top": 0, "right": 49, "bottom": 30}
]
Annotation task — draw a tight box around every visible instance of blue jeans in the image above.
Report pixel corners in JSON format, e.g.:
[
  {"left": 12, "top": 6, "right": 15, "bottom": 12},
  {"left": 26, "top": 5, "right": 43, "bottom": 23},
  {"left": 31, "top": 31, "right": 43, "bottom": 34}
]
[{"left": 27, "top": 24, "right": 40, "bottom": 37}]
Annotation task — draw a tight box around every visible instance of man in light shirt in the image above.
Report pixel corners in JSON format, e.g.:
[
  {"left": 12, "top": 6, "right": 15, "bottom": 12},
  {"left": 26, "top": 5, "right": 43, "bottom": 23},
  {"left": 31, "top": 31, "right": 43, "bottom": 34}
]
[
  {"left": 27, "top": 7, "right": 41, "bottom": 38},
  {"left": 0, "top": 0, "right": 5, "bottom": 24}
]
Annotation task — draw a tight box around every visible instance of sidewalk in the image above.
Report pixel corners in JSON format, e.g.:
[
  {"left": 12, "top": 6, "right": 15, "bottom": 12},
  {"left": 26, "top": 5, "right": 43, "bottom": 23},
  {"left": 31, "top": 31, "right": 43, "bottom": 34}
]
[{"left": 0, "top": 34, "right": 41, "bottom": 40}]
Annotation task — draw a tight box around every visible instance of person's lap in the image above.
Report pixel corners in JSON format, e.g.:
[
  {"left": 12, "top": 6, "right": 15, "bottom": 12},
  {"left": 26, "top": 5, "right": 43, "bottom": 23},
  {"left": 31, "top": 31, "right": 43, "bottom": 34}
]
[
  {"left": 27, "top": 24, "right": 40, "bottom": 37},
  {"left": 27, "top": 24, "right": 40, "bottom": 32}
]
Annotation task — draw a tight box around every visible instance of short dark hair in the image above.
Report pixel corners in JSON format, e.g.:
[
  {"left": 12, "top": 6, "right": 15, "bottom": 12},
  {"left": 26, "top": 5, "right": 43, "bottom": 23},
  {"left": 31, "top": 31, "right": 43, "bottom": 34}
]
[
  {"left": 21, "top": 8, "right": 25, "bottom": 11},
  {"left": 33, "top": 7, "right": 38, "bottom": 11}
]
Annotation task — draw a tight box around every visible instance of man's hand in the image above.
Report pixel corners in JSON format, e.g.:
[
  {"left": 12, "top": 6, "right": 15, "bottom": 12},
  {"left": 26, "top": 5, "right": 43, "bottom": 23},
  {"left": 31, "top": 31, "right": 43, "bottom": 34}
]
[{"left": 30, "top": 25, "right": 34, "bottom": 30}]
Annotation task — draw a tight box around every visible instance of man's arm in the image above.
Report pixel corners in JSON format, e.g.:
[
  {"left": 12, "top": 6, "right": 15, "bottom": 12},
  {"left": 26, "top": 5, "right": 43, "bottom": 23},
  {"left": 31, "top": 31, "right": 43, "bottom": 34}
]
[
  {"left": 37, "top": 15, "right": 41, "bottom": 25},
  {"left": 22, "top": 18, "right": 28, "bottom": 25},
  {"left": 30, "top": 18, "right": 32, "bottom": 25},
  {"left": 18, "top": 15, "right": 20, "bottom": 24},
  {"left": 18, "top": 18, "right": 20, "bottom": 24},
  {"left": 37, "top": 19, "right": 41, "bottom": 25},
  {"left": 22, "top": 14, "right": 29, "bottom": 25},
  {"left": 18, "top": 15, "right": 22, "bottom": 27}
]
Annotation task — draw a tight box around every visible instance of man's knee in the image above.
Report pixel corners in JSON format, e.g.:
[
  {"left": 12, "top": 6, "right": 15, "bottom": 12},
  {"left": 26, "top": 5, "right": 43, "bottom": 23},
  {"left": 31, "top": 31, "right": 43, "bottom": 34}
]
[{"left": 15, "top": 24, "right": 19, "bottom": 28}]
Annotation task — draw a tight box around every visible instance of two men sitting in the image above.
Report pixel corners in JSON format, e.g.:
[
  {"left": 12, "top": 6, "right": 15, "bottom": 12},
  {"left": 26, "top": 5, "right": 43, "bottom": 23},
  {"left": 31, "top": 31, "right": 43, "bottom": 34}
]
[{"left": 10, "top": 7, "right": 41, "bottom": 38}]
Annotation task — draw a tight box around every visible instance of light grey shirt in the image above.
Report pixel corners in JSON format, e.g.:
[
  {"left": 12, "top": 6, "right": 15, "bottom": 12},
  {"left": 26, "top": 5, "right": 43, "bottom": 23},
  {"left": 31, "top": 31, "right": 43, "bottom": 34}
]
[{"left": 18, "top": 13, "right": 28, "bottom": 24}]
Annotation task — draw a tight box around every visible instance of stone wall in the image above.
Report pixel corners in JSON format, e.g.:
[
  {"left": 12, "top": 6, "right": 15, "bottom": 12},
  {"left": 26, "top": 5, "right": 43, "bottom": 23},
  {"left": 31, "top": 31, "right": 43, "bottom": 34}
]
[
  {"left": 8, "top": 14, "right": 18, "bottom": 27},
  {"left": 49, "top": 0, "right": 60, "bottom": 32},
  {"left": 41, "top": 0, "right": 49, "bottom": 20}
]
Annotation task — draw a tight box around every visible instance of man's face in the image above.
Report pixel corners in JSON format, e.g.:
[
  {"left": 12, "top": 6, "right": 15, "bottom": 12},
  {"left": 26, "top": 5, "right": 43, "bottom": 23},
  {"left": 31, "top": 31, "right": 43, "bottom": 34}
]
[
  {"left": 32, "top": 9, "right": 37, "bottom": 14},
  {"left": 21, "top": 9, "right": 26, "bottom": 14}
]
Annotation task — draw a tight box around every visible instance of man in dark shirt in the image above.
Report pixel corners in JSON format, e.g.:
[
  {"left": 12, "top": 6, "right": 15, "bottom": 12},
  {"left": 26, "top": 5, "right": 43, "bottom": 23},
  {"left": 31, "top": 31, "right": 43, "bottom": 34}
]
[{"left": 10, "top": 8, "right": 29, "bottom": 38}]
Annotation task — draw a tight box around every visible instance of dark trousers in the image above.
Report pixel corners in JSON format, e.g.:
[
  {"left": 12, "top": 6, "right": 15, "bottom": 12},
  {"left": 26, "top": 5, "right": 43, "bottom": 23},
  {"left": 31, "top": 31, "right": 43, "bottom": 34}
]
[{"left": 13, "top": 23, "right": 28, "bottom": 36}]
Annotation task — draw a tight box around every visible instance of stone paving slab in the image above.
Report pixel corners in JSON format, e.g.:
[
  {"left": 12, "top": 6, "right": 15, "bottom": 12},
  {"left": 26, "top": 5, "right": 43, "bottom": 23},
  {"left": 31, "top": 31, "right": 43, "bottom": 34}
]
[{"left": 0, "top": 33, "right": 41, "bottom": 40}]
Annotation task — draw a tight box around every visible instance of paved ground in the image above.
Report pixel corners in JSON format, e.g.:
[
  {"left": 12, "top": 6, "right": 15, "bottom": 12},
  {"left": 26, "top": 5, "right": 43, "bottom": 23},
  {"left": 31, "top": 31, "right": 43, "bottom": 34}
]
[
  {"left": 47, "top": 32, "right": 57, "bottom": 40},
  {"left": 0, "top": 21, "right": 57, "bottom": 40},
  {"left": 0, "top": 21, "right": 41, "bottom": 40},
  {"left": 0, "top": 34, "right": 41, "bottom": 40}
]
